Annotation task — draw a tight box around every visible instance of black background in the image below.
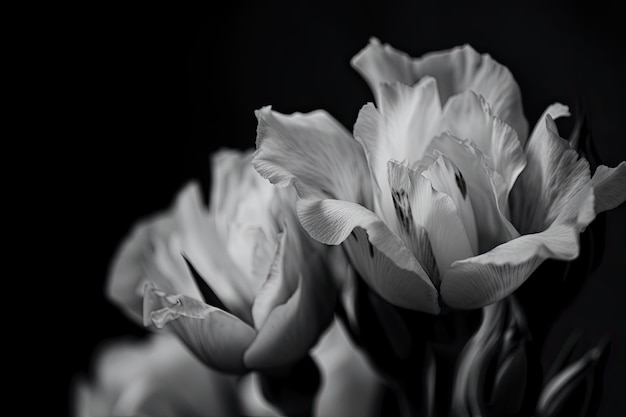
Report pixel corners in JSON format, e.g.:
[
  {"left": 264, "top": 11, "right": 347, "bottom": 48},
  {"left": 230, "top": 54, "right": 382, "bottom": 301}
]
[{"left": 57, "top": 1, "right": 625, "bottom": 415}]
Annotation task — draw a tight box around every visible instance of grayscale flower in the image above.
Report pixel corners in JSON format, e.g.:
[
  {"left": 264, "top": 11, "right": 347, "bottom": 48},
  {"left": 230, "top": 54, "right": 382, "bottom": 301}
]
[
  {"left": 253, "top": 38, "right": 626, "bottom": 313},
  {"left": 107, "top": 148, "right": 337, "bottom": 374}
]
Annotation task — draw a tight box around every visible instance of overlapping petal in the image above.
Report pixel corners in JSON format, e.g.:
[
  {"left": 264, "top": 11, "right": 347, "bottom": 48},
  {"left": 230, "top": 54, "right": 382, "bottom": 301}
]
[
  {"left": 254, "top": 106, "right": 439, "bottom": 313},
  {"left": 441, "top": 224, "right": 580, "bottom": 309},
  {"left": 439, "top": 90, "right": 526, "bottom": 207},
  {"left": 511, "top": 110, "right": 595, "bottom": 235},
  {"left": 297, "top": 198, "right": 439, "bottom": 312},
  {"left": 170, "top": 182, "right": 255, "bottom": 317},
  {"left": 254, "top": 106, "right": 371, "bottom": 205},
  {"left": 144, "top": 286, "right": 257, "bottom": 374},
  {"left": 106, "top": 184, "right": 204, "bottom": 324},
  {"left": 244, "top": 254, "right": 336, "bottom": 370},
  {"left": 444, "top": 110, "right": 597, "bottom": 309},
  {"left": 353, "top": 78, "right": 442, "bottom": 225},
  {"left": 352, "top": 37, "right": 528, "bottom": 143},
  {"left": 387, "top": 160, "right": 474, "bottom": 281},
  {"left": 143, "top": 248, "right": 336, "bottom": 373},
  {"left": 424, "top": 133, "right": 519, "bottom": 253}
]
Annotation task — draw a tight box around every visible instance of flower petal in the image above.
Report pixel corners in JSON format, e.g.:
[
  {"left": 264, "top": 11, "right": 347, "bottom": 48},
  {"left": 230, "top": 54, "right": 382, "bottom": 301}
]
[
  {"left": 253, "top": 106, "right": 371, "bottom": 206},
  {"left": 526, "top": 103, "right": 570, "bottom": 149},
  {"left": 419, "top": 154, "right": 479, "bottom": 254},
  {"left": 441, "top": 223, "right": 581, "bottom": 309},
  {"left": 591, "top": 162, "right": 626, "bottom": 213},
  {"left": 106, "top": 214, "right": 175, "bottom": 323},
  {"left": 510, "top": 112, "right": 595, "bottom": 236},
  {"left": 351, "top": 38, "right": 528, "bottom": 142},
  {"left": 107, "top": 184, "right": 206, "bottom": 324},
  {"left": 313, "top": 320, "right": 382, "bottom": 417},
  {"left": 144, "top": 286, "right": 256, "bottom": 374},
  {"left": 251, "top": 231, "right": 292, "bottom": 330},
  {"left": 387, "top": 160, "right": 475, "bottom": 280},
  {"left": 174, "top": 182, "right": 255, "bottom": 319},
  {"left": 74, "top": 334, "right": 239, "bottom": 417},
  {"left": 237, "top": 373, "right": 282, "bottom": 417},
  {"left": 353, "top": 78, "right": 443, "bottom": 225},
  {"left": 209, "top": 149, "right": 281, "bottom": 290},
  {"left": 425, "top": 133, "right": 518, "bottom": 253},
  {"left": 351, "top": 37, "right": 416, "bottom": 103},
  {"left": 244, "top": 257, "right": 337, "bottom": 370},
  {"left": 297, "top": 198, "right": 439, "bottom": 313},
  {"left": 439, "top": 90, "right": 526, "bottom": 206}
]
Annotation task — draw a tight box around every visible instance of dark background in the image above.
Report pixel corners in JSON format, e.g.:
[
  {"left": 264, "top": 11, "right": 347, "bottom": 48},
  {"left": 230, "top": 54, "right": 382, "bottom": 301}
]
[{"left": 58, "top": 1, "right": 625, "bottom": 415}]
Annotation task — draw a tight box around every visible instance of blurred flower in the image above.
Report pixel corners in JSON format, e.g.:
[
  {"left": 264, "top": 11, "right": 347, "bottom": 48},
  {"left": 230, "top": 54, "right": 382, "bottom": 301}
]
[
  {"left": 253, "top": 38, "right": 626, "bottom": 313},
  {"left": 73, "top": 333, "right": 239, "bottom": 417},
  {"left": 107, "top": 148, "right": 337, "bottom": 374}
]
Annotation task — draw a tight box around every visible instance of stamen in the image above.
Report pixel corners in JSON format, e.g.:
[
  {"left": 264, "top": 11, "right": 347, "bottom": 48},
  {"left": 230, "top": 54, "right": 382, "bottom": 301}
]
[
  {"left": 391, "top": 187, "right": 414, "bottom": 232},
  {"left": 454, "top": 170, "right": 468, "bottom": 199}
]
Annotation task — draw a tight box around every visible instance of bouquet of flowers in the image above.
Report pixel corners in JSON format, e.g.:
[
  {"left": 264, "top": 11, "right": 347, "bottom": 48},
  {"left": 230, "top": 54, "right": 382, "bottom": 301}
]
[{"left": 74, "top": 38, "right": 625, "bottom": 417}]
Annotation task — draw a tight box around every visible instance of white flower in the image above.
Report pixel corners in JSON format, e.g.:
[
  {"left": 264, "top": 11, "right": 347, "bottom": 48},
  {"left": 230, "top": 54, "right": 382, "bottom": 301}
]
[
  {"left": 253, "top": 38, "right": 626, "bottom": 313},
  {"left": 107, "top": 148, "right": 337, "bottom": 373},
  {"left": 72, "top": 333, "right": 239, "bottom": 417}
]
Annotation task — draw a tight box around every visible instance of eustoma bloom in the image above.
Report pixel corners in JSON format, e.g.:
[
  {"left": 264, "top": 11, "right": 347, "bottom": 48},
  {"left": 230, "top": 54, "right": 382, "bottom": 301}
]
[
  {"left": 254, "top": 38, "right": 626, "bottom": 314},
  {"left": 107, "top": 148, "right": 336, "bottom": 374}
]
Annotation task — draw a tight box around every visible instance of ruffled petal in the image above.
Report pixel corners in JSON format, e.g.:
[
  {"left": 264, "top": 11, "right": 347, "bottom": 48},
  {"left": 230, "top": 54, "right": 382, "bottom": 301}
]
[
  {"left": 510, "top": 112, "right": 595, "bottom": 236},
  {"left": 107, "top": 184, "right": 206, "bottom": 324},
  {"left": 297, "top": 198, "right": 439, "bottom": 313},
  {"left": 244, "top": 255, "right": 337, "bottom": 370},
  {"left": 591, "top": 162, "right": 626, "bottom": 213},
  {"left": 106, "top": 214, "right": 175, "bottom": 324},
  {"left": 351, "top": 38, "right": 528, "bottom": 142},
  {"left": 144, "top": 286, "right": 256, "bottom": 374},
  {"left": 253, "top": 106, "right": 371, "bottom": 206},
  {"left": 351, "top": 37, "right": 416, "bottom": 103},
  {"left": 441, "top": 223, "right": 581, "bottom": 309},
  {"left": 353, "top": 78, "right": 442, "bottom": 224},
  {"left": 439, "top": 90, "right": 526, "bottom": 206},
  {"left": 413, "top": 44, "right": 528, "bottom": 144},
  {"left": 387, "top": 160, "right": 474, "bottom": 281},
  {"left": 425, "top": 133, "right": 518, "bottom": 253}
]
